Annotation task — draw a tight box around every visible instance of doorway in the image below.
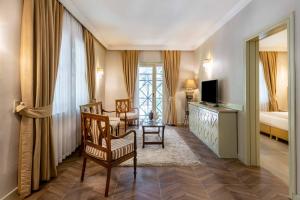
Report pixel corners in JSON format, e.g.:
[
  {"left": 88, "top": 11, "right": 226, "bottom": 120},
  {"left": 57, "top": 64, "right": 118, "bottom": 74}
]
[
  {"left": 245, "top": 15, "right": 296, "bottom": 197},
  {"left": 137, "top": 63, "right": 164, "bottom": 121},
  {"left": 258, "top": 29, "right": 289, "bottom": 185}
]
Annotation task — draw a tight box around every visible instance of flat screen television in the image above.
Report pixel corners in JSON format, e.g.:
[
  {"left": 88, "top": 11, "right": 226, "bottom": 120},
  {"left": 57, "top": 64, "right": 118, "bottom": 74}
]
[{"left": 201, "top": 80, "right": 218, "bottom": 104}]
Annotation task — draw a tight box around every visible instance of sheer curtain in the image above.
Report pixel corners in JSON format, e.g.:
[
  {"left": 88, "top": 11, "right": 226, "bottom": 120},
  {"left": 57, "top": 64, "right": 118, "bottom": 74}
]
[
  {"left": 259, "top": 61, "right": 269, "bottom": 111},
  {"left": 53, "top": 11, "right": 89, "bottom": 165}
]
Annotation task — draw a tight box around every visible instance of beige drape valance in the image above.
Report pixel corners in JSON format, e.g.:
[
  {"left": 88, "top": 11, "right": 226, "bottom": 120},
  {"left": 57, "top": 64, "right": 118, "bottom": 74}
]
[
  {"left": 162, "top": 50, "right": 180, "bottom": 125},
  {"left": 18, "top": 0, "right": 64, "bottom": 197},
  {"left": 259, "top": 52, "right": 279, "bottom": 111},
  {"left": 122, "top": 50, "right": 139, "bottom": 105},
  {"left": 83, "top": 29, "right": 96, "bottom": 102}
]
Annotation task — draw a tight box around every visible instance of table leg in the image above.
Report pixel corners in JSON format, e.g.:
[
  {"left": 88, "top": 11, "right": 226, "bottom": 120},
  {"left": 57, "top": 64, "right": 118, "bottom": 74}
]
[
  {"left": 142, "top": 126, "right": 145, "bottom": 148},
  {"left": 162, "top": 126, "right": 165, "bottom": 148}
]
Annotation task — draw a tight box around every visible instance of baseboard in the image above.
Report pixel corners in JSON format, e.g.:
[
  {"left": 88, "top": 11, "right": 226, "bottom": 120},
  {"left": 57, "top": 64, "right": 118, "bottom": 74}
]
[
  {"left": 0, "top": 188, "right": 18, "bottom": 200},
  {"left": 176, "top": 122, "right": 184, "bottom": 127}
]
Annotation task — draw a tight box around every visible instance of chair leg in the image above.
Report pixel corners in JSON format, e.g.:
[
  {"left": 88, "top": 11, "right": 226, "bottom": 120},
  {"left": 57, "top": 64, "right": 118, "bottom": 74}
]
[
  {"left": 105, "top": 167, "right": 112, "bottom": 197},
  {"left": 81, "top": 157, "right": 87, "bottom": 182},
  {"left": 134, "top": 152, "right": 137, "bottom": 179}
]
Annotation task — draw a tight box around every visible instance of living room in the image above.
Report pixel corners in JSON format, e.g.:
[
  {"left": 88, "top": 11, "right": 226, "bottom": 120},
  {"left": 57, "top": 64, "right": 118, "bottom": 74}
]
[{"left": 0, "top": 0, "right": 300, "bottom": 200}]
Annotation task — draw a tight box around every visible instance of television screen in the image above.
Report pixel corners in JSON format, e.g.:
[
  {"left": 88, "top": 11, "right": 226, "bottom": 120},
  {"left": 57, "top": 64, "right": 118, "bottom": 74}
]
[{"left": 201, "top": 80, "right": 218, "bottom": 104}]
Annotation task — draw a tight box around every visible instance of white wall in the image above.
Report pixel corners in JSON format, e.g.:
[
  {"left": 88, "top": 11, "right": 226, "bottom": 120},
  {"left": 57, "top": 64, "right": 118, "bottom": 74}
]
[
  {"left": 194, "top": 0, "right": 295, "bottom": 165},
  {"left": 104, "top": 51, "right": 128, "bottom": 110},
  {"left": 94, "top": 41, "right": 106, "bottom": 103},
  {"left": 0, "top": 0, "right": 22, "bottom": 198},
  {"left": 104, "top": 50, "right": 197, "bottom": 124},
  {"left": 176, "top": 51, "right": 197, "bottom": 124}
]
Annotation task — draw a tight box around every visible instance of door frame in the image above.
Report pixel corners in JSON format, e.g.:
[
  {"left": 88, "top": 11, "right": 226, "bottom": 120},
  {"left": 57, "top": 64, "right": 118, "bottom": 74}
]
[
  {"left": 245, "top": 13, "right": 296, "bottom": 197},
  {"left": 138, "top": 62, "right": 164, "bottom": 120}
]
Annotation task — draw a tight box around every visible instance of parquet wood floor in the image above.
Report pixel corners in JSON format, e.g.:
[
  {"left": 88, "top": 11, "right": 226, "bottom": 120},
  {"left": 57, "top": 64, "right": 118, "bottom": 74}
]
[{"left": 24, "top": 127, "right": 288, "bottom": 200}]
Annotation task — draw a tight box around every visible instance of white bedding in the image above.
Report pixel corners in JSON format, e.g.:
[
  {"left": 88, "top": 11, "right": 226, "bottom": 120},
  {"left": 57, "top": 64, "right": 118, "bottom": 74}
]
[{"left": 260, "top": 112, "right": 288, "bottom": 131}]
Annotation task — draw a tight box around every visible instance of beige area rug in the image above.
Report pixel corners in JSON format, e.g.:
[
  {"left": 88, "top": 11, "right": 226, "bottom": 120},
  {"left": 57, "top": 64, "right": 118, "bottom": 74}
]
[{"left": 120, "top": 128, "right": 202, "bottom": 167}]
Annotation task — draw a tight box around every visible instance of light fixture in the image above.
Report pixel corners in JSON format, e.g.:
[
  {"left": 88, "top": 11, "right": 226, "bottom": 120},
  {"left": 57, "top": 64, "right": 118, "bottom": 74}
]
[
  {"left": 185, "top": 79, "right": 197, "bottom": 100},
  {"left": 202, "top": 58, "right": 212, "bottom": 69},
  {"left": 96, "top": 66, "right": 104, "bottom": 76}
]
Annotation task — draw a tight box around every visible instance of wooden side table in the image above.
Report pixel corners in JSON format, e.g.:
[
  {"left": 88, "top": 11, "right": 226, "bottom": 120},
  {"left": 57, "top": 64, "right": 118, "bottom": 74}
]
[{"left": 142, "top": 120, "right": 165, "bottom": 148}]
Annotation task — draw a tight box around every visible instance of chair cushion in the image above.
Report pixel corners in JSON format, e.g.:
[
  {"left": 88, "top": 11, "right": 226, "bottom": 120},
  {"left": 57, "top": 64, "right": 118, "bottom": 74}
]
[
  {"left": 120, "top": 112, "right": 139, "bottom": 120},
  {"left": 85, "top": 138, "right": 134, "bottom": 160},
  {"left": 109, "top": 117, "right": 120, "bottom": 129}
]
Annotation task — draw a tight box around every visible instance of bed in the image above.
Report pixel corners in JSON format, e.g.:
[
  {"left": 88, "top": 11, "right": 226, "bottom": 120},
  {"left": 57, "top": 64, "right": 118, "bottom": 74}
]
[{"left": 260, "top": 112, "right": 288, "bottom": 141}]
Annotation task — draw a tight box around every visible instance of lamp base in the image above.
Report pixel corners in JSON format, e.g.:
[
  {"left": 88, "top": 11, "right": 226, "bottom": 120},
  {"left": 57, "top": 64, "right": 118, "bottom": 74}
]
[{"left": 185, "top": 90, "right": 194, "bottom": 101}]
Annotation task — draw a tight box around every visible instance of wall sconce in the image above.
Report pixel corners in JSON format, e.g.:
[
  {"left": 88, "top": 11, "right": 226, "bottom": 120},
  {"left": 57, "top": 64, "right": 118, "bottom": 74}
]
[
  {"left": 96, "top": 66, "right": 104, "bottom": 76},
  {"left": 202, "top": 58, "right": 212, "bottom": 69},
  {"left": 201, "top": 58, "right": 213, "bottom": 79}
]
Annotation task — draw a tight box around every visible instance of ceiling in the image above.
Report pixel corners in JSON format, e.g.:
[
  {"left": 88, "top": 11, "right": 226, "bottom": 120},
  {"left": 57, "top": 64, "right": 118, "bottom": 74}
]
[
  {"left": 60, "top": 0, "right": 252, "bottom": 50},
  {"left": 259, "top": 29, "right": 288, "bottom": 52}
]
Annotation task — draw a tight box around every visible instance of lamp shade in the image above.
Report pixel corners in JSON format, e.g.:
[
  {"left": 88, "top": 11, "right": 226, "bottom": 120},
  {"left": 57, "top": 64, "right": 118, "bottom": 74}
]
[{"left": 185, "top": 79, "right": 197, "bottom": 89}]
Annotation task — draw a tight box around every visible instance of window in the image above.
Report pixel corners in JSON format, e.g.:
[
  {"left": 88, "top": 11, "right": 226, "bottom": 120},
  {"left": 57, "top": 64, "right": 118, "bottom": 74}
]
[
  {"left": 52, "top": 11, "right": 89, "bottom": 165},
  {"left": 138, "top": 64, "right": 164, "bottom": 121}
]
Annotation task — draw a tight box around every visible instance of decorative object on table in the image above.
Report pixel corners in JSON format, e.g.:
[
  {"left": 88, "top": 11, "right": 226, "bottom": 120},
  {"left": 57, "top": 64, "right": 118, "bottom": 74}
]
[
  {"left": 184, "top": 79, "right": 197, "bottom": 126},
  {"left": 149, "top": 110, "right": 154, "bottom": 120}
]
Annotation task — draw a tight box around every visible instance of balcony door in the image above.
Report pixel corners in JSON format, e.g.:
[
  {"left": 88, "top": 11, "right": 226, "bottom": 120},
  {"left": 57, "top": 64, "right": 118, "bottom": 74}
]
[{"left": 138, "top": 64, "right": 164, "bottom": 121}]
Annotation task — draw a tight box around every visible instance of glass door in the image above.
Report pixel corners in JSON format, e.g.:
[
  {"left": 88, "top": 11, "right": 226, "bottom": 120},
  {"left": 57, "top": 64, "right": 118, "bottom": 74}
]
[{"left": 138, "top": 64, "right": 163, "bottom": 121}]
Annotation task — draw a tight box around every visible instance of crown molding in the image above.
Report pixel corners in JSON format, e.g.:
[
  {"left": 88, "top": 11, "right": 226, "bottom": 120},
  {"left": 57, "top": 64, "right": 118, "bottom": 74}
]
[
  {"left": 107, "top": 44, "right": 195, "bottom": 51},
  {"left": 58, "top": 0, "right": 108, "bottom": 49},
  {"left": 59, "top": 0, "right": 253, "bottom": 51},
  {"left": 191, "top": 0, "right": 253, "bottom": 50}
]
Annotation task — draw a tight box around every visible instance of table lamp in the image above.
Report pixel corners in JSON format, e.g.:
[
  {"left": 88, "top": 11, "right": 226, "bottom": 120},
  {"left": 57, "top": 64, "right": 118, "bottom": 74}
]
[{"left": 185, "top": 79, "right": 197, "bottom": 100}]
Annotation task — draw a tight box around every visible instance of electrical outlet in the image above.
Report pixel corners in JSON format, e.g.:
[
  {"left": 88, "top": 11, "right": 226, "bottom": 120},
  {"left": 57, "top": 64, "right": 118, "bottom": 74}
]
[{"left": 13, "top": 100, "right": 21, "bottom": 113}]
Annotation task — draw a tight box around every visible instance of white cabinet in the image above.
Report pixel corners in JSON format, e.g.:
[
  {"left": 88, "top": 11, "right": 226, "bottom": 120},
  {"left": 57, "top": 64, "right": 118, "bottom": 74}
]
[{"left": 189, "top": 103, "right": 237, "bottom": 158}]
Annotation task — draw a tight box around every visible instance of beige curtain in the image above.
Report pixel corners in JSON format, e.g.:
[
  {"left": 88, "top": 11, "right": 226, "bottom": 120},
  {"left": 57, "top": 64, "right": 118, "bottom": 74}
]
[
  {"left": 122, "top": 50, "right": 139, "bottom": 105},
  {"left": 83, "top": 29, "right": 96, "bottom": 102},
  {"left": 162, "top": 51, "right": 181, "bottom": 125},
  {"left": 259, "top": 51, "right": 279, "bottom": 111},
  {"left": 17, "top": 0, "right": 63, "bottom": 197}
]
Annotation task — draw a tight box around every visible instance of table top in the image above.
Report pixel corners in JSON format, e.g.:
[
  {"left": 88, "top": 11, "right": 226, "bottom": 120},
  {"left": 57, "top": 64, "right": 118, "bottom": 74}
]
[{"left": 142, "top": 119, "right": 165, "bottom": 127}]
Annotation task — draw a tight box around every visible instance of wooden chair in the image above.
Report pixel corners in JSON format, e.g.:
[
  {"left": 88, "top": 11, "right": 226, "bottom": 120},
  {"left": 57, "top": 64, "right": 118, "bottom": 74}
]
[
  {"left": 80, "top": 102, "right": 120, "bottom": 135},
  {"left": 80, "top": 112, "right": 137, "bottom": 197},
  {"left": 115, "top": 99, "right": 139, "bottom": 132}
]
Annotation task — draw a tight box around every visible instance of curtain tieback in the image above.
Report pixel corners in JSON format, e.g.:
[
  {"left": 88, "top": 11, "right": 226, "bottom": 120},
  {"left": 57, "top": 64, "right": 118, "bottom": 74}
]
[{"left": 16, "top": 102, "right": 53, "bottom": 118}]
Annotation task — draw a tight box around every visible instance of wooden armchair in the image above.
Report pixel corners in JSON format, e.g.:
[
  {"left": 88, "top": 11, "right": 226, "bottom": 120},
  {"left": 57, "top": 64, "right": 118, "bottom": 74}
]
[
  {"left": 80, "top": 102, "right": 120, "bottom": 135},
  {"left": 115, "top": 99, "right": 139, "bottom": 132},
  {"left": 81, "top": 112, "right": 137, "bottom": 197}
]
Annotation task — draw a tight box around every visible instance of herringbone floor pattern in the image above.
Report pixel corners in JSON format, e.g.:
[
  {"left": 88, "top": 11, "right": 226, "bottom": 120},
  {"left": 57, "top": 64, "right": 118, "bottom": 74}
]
[{"left": 25, "top": 127, "right": 288, "bottom": 200}]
